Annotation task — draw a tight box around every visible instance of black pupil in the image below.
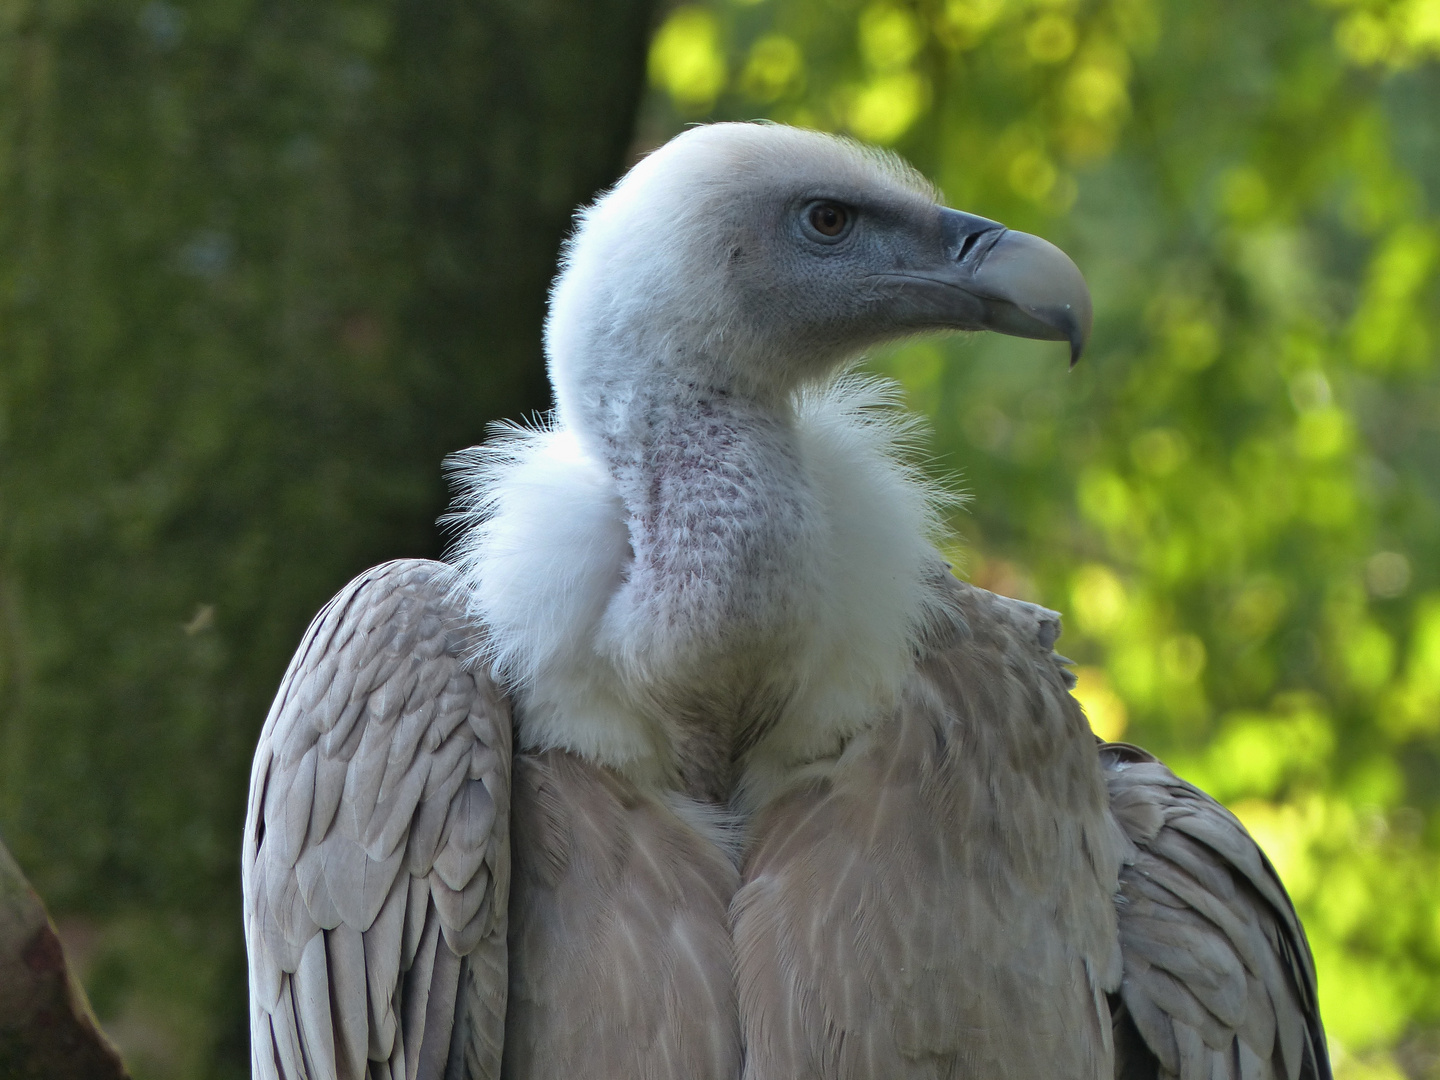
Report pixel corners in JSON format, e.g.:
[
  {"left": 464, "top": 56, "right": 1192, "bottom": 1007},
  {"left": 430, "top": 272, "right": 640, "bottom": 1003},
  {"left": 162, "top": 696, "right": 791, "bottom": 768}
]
[{"left": 812, "top": 204, "right": 845, "bottom": 235}]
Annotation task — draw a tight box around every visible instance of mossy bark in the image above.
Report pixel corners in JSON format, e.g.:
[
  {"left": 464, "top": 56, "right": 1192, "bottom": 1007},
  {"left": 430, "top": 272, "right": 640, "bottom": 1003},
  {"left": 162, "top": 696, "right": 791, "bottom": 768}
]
[{"left": 0, "top": 1, "right": 656, "bottom": 1074}]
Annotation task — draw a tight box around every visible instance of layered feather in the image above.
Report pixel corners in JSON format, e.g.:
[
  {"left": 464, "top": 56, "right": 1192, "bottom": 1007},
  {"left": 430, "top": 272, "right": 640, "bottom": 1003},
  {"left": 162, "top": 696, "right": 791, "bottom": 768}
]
[
  {"left": 242, "top": 561, "right": 512, "bottom": 1080},
  {"left": 1103, "top": 744, "right": 1331, "bottom": 1080}
]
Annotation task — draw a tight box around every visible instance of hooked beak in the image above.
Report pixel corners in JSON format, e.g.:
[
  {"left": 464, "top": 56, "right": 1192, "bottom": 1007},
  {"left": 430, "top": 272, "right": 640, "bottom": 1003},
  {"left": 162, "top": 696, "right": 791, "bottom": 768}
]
[{"left": 878, "top": 208, "right": 1093, "bottom": 366}]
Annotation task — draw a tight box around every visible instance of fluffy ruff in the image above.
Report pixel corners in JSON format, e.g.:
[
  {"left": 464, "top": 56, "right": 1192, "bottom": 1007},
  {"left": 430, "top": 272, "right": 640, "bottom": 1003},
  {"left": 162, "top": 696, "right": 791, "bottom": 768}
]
[{"left": 445, "top": 374, "right": 955, "bottom": 803}]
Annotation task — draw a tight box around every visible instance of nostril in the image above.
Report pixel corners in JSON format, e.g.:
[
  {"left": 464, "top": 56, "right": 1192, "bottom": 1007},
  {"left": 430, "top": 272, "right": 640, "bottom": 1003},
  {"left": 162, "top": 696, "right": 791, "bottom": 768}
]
[
  {"left": 955, "top": 232, "right": 981, "bottom": 263},
  {"left": 940, "top": 209, "right": 1007, "bottom": 262}
]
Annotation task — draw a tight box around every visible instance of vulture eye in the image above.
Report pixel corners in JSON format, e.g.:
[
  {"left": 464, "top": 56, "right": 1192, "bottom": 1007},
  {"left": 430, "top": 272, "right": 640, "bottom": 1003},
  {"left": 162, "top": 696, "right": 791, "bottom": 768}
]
[{"left": 804, "top": 201, "right": 852, "bottom": 241}]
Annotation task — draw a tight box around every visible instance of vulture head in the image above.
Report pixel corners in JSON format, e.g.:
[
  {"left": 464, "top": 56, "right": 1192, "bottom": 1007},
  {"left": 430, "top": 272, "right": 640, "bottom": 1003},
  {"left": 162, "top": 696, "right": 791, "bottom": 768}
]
[{"left": 547, "top": 122, "right": 1091, "bottom": 434}]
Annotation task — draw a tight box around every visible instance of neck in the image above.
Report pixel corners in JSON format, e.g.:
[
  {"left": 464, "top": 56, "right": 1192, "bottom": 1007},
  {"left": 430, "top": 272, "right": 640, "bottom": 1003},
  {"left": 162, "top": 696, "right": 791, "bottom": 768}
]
[
  {"left": 594, "top": 375, "right": 795, "bottom": 510},
  {"left": 577, "top": 365, "right": 824, "bottom": 799}
]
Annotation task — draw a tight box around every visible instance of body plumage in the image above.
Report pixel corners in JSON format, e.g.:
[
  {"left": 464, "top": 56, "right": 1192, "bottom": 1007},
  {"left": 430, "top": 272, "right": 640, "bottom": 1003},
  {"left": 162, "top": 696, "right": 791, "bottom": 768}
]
[{"left": 243, "top": 123, "right": 1328, "bottom": 1080}]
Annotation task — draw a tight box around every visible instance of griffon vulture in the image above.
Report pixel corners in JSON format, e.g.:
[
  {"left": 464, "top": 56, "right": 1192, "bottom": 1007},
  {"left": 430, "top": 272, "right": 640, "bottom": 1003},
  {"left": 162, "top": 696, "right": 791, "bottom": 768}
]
[{"left": 243, "top": 123, "right": 1329, "bottom": 1080}]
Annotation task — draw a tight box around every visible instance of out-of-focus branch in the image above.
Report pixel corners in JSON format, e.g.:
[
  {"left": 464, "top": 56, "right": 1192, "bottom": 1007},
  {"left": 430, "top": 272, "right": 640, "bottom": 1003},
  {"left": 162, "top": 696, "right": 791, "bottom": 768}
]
[{"left": 0, "top": 836, "right": 129, "bottom": 1079}]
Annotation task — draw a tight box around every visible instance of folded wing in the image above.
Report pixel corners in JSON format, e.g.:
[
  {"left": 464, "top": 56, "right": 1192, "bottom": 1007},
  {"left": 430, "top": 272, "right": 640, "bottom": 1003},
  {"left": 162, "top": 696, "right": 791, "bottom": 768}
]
[
  {"left": 1102, "top": 743, "right": 1329, "bottom": 1080},
  {"left": 242, "top": 559, "right": 512, "bottom": 1080}
]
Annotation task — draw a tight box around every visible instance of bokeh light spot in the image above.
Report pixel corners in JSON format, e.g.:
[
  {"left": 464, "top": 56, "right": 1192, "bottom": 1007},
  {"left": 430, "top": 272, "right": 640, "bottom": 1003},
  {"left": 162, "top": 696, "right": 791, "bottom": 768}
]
[
  {"left": 1073, "top": 667, "right": 1128, "bottom": 741},
  {"left": 1365, "top": 552, "right": 1411, "bottom": 599},
  {"left": 1160, "top": 633, "right": 1207, "bottom": 684},
  {"left": 1025, "top": 13, "right": 1076, "bottom": 64},
  {"left": 741, "top": 35, "right": 804, "bottom": 100},
  {"left": 1071, "top": 564, "right": 1127, "bottom": 635},
  {"left": 845, "top": 71, "right": 928, "bottom": 143},
  {"left": 858, "top": 5, "right": 924, "bottom": 71},
  {"left": 650, "top": 7, "right": 727, "bottom": 112}
]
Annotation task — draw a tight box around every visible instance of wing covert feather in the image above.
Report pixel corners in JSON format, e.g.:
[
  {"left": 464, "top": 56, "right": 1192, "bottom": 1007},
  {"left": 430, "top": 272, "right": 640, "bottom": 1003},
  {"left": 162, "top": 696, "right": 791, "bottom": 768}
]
[
  {"left": 243, "top": 560, "right": 512, "bottom": 1080},
  {"left": 1102, "top": 743, "right": 1330, "bottom": 1080},
  {"left": 734, "top": 580, "right": 1125, "bottom": 1080}
]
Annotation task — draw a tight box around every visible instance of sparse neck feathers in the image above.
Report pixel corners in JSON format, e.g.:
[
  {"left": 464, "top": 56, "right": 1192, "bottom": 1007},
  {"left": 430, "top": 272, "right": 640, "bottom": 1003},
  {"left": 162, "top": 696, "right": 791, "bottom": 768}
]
[
  {"left": 548, "top": 259, "right": 826, "bottom": 670},
  {"left": 577, "top": 350, "right": 826, "bottom": 782}
]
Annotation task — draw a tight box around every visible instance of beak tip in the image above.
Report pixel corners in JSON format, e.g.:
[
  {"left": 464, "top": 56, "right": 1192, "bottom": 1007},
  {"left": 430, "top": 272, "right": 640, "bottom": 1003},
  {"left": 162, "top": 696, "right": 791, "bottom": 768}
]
[
  {"left": 1068, "top": 320, "right": 1088, "bottom": 368},
  {"left": 964, "top": 227, "right": 1093, "bottom": 364},
  {"left": 1064, "top": 308, "right": 1089, "bottom": 368}
]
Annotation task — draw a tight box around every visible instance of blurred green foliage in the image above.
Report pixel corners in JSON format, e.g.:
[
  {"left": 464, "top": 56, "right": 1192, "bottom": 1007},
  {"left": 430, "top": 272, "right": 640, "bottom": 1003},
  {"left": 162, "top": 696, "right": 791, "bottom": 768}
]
[
  {"left": 645, "top": 0, "right": 1440, "bottom": 1073},
  {"left": 0, "top": 0, "right": 654, "bottom": 1075}
]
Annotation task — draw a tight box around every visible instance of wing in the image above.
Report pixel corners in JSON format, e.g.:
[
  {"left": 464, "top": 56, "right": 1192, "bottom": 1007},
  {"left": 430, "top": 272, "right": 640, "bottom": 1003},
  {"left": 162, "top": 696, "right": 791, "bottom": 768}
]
[
  {"left": 734, "top": 580, "right": 1126, "bottom": 1080},
  {"left": 1102, "top": 743, "right": 1330, "bottom": 1080},
  {"left": 242, "top": 559, "right": 512, "bottom": 1080}
]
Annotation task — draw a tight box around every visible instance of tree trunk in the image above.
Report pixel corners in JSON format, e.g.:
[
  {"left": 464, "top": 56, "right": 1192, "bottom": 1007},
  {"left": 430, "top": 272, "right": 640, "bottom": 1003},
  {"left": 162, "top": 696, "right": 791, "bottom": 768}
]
[
  {"left": 0, "top": 836, "right": 129, "bottom": 1079},
  {"left": 0, "top": 1, "right": 657, "bottom": 1073}
]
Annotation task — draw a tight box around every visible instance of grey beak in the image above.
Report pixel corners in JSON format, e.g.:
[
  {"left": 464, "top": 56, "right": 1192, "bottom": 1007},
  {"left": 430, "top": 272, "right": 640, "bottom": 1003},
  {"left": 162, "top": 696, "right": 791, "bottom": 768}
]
[{"left": 938, "top": 209, "right": 1093, "bottom": 366}]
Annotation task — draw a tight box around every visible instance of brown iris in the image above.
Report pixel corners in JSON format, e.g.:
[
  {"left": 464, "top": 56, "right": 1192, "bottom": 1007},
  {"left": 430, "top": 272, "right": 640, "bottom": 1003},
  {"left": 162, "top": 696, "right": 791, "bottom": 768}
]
[{"left": 808, "top": 202, "right": 849, "bottom": 237}]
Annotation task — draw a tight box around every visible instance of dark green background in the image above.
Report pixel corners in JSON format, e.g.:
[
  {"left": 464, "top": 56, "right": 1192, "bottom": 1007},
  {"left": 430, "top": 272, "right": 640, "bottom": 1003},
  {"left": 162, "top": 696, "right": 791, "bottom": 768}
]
[{"left": 0, "top": 0, "right": 655, "bottom": 1074}]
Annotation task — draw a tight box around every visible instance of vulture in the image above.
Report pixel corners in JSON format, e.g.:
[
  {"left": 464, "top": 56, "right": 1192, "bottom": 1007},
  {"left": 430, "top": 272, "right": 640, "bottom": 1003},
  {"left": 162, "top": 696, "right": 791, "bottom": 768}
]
[{"left": 243, "top": 122, "right": 1329, "bottom": 1080}]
